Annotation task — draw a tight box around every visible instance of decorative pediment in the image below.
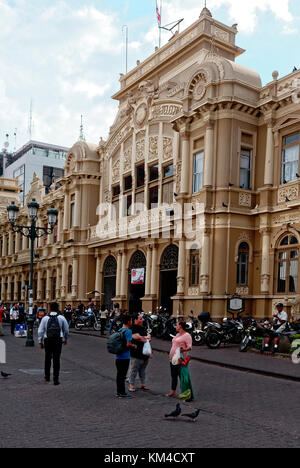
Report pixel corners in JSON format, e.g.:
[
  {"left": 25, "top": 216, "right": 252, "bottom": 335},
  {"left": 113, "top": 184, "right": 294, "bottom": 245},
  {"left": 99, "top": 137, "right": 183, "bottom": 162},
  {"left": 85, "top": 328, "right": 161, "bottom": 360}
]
[{"left": 25, "top": 173, "right": 45, "bottom": 206}]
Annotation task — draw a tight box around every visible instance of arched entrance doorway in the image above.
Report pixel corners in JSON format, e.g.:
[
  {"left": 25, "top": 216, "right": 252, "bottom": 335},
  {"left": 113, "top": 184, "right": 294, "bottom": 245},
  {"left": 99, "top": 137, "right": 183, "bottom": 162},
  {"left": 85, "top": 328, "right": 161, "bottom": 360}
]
[
  {"left": 160, "top": 245, "right": 178, "bottom": 315},
  {"left": 128, "top": 250, "right": 146, "bottom": 314},
  {"left": 103, "top": 256, "right": 117, "bottom": 310}
]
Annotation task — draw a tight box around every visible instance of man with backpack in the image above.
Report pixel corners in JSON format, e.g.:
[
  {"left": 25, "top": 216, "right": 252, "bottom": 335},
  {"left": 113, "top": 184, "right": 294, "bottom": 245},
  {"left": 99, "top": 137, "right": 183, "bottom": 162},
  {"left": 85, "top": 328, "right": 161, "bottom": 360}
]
[
  {"left": 107, "top": 315, "right": 137, "bottom": 398},
  {"left": 38, "top": 302, "right": 69, "bottom": 386}
]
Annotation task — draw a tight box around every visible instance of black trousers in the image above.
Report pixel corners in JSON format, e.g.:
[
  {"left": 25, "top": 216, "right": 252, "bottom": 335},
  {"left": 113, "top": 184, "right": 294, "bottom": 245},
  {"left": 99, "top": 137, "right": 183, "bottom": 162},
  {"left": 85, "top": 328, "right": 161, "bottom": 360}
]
[
  {"left": 44, "top": 338, "right": 63, "bottom": 383},
  {"left": 100, "top": 318, "right": 106, "bottom": 335},
  {"left": 170, "top": 363, "right": 181, "bottom": 391},
  {"left": 116, "top": 359, "right": 130, "bottom": 395}
]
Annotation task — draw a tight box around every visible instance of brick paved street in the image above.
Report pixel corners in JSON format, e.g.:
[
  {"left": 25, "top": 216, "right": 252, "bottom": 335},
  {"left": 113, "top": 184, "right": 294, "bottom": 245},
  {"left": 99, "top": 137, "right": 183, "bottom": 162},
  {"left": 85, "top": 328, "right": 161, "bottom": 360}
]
[{"left": 1, "top": 328, "right": 300, "bottom": 448}]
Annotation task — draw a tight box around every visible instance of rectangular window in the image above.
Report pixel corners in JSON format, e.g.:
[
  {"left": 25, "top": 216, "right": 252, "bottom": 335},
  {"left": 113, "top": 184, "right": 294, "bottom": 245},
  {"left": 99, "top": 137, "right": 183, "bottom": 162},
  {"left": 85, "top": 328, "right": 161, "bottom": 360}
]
[
  {"left": 193, "top": 151, "right": 204, "bottom": 193},
  {"left": 113, "top": 185, "right": 120, "bottom": 197},
  {"left": 282, "top": 133, "right": 300, "bottom": 184},
  {"left": 136, "top": 165, "right": 145, "bottom": 187},
  {"left": 162, "top": 181, "right": 173, "bottom": 205},
  {"left": 149, "top": 164, "right": 159, "bottom": 182},
  {"left": 123, "top": 194, "right": 132, "bottom": 217},
  {"left": 240, "top": 149, "right": 252, "bottom": 190},
  {"left": 124, "top": 175, "right": 132, "bottom": 191},
  {"left": 163, "top": 164, "right": 174, "bottom": 178},
  {"left": 149, "top": 186, "right": 159, "bottom": 209}
]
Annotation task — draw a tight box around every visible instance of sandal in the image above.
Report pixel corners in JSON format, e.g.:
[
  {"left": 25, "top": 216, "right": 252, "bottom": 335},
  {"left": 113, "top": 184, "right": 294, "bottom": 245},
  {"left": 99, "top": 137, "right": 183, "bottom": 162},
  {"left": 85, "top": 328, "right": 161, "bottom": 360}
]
[
  {"left": 141, "top": 386, "right": 149, "bottom": 391},
  {"left": 128, "top": 387, "right": 136, "bottom": 392}
]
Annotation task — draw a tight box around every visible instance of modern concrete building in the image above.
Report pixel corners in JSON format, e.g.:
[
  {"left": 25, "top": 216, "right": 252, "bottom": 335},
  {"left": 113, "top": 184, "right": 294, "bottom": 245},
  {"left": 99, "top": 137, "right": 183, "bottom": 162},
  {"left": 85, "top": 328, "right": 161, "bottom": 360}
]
[
  {"left": 4, "top": 140, "right": 68, "bottom": 205},
  {"left": 1, "top": 7, "right": 300, "bottom": 320}
]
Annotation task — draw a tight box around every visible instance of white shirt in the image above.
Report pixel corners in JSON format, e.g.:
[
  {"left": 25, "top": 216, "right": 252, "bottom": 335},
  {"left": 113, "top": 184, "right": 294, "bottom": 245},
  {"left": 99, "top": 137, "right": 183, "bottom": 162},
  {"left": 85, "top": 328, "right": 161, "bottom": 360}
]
[{"left": 274, "top": 310, "right": 288, "bottom": 324}]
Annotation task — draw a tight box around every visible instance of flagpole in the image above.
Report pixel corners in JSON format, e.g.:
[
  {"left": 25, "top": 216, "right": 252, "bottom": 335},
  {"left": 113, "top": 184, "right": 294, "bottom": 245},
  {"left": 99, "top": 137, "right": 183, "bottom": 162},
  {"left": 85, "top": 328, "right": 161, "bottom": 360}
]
[{"left": 159, "top": 0, "right": 162, "bottom": 48}]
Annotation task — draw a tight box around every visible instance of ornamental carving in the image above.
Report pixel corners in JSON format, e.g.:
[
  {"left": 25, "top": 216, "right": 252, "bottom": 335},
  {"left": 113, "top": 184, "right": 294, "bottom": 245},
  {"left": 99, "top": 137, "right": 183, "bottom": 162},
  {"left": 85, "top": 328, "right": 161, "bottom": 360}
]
[
  {"left": 134, "top": 103, "right": 148, "bottom": 128},
  {"left": 189, "top": 72, "right": 208, "bottom": 102},
  {"left": 236, "top": 287, "right": 249, "bottom": 296},
  {"left": 123, "top": 148, "right": 132, "bottom": 172},
  {"left": 188, "top": 287, "right": 199, "bottom": 296},
  {"left": 149, "top": 136, "right": 159, "bottom": 161},
  {"left": 112, "top": 160, "right": 120, "bottom": 183},
  {"left": 160, "top": 245, "right": 179, "bottom": 271},
  {"left": 175, "top": 160, "right": 182, "bottom": 193},
  {"left": 163, "top": 137, "right": 173, "bottom": 161},
  {"left": 239, "top": 192, "right": 251, "bottom": 207},
  {"left": 136, "top": 139, "right": 145, "bottom": 162},
  {"left": 278, "top": 185, "right": 299, "bottom": 203}
]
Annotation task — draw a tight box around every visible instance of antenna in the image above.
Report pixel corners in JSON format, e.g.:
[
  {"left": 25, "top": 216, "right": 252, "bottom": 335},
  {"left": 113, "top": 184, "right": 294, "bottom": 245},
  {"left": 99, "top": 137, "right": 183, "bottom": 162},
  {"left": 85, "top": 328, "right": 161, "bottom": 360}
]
[
  {"left": 28, "top": 99, "right": 34, "bottom": 141},
  {"left": 13, "top": 129, "right": 17, "bottom": 152},
  {"left": 159, "top": 18, "right": 184, "bottom": 37},
  {"left": 79, "top": 115, "right": 86, "bottom": 142},
  {"left": 122, "top": 25, "right": 128, "bottom": 74}
]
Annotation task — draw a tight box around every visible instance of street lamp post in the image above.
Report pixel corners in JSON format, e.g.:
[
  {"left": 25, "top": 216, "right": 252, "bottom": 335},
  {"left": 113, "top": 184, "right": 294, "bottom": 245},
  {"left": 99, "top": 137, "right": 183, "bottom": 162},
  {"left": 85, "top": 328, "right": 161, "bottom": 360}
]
[{"left": 7, "top": 199, "right": 58, "bottom": 347}]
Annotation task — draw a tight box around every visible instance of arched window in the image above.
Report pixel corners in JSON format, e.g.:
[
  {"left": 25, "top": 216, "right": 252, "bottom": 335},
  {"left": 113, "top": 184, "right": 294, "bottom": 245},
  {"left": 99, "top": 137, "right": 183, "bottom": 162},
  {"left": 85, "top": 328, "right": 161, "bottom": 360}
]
[
  {"left": 276, "top": 235, "right": 299, "bottom": 293},
  {"left": 237, "top": 243, "right": 249, "bottom": 286}
]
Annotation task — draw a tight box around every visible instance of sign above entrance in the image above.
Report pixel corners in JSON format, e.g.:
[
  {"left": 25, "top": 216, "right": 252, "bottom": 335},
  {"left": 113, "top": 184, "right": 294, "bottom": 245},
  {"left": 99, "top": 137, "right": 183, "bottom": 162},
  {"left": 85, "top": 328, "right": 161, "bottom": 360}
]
[{"left": 131, "top": 268, "right": 145, "bottom": 285}]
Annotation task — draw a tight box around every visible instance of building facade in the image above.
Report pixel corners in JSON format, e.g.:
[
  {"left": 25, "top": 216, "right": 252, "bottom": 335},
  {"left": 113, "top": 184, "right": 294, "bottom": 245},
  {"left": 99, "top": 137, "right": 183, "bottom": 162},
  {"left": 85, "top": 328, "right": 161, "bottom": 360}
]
[
  {"left": 2, "top": 7, "right": 300, "bottom": 320},
  {"left": 4, "top": 140, "right": 68, "bottom": 205}
]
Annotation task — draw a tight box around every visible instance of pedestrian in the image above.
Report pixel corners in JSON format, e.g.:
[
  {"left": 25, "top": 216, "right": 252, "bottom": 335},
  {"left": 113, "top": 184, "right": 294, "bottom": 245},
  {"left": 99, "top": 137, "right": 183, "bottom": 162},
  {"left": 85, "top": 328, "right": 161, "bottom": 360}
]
[
  {"left": 115, "top": 315, "right": 137, "bottom": 398},
  {"left": 167, "top": 321, "right": 193, "bottom": 400},
  {"left": 0, "top": 304, "right": 5, "bottom": 336},
  {"left": 99, "top": 304, "right": 108, "bottom": 335},
  {"left": 128, "top": 313, "right": 152, "bottom": 392},
  {"left": 38, "top": 302, "right": 69, "bottom": 386},
  {"left": 64, "top": 304, "right": 73, "bottom": 328},
  {"left": 10, "top": 305, "right": 19, "bottom": 335}
]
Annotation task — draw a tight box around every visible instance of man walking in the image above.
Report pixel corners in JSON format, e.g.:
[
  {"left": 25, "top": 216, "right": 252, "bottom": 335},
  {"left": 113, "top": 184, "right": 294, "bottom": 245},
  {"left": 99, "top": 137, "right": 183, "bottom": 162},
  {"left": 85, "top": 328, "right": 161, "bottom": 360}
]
[
  {"left": 38, "top": 302, "right": 69, "bottom": 386},
  {"left": 0, "top": 304, "right": 5, "bottom": 336}
]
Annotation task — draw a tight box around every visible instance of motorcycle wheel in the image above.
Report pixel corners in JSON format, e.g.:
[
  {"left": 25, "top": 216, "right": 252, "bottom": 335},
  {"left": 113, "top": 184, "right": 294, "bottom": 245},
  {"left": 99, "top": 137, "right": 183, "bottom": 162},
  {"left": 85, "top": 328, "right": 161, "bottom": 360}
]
[
  {"left": 192, "top": 333, "right": 205, "bottom": 346},
  {"left": 93, "top": 322, "right": 101, "bottom": 332},
  {"left": 75, "top": 322, "right": 83, "bottom": 331},
  {"left": 239, "top": 335, "right": 250, "bottom": 352},
  {"left": 205, "top": 331, "right": 221, "bottom": 349}
]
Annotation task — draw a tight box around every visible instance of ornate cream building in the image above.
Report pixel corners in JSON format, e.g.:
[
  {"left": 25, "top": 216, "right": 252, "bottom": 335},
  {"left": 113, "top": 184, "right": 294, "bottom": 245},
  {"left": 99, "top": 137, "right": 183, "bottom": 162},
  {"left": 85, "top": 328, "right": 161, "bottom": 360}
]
[{"left": 2, "top": 7, "right": 300, "bottom": 319}]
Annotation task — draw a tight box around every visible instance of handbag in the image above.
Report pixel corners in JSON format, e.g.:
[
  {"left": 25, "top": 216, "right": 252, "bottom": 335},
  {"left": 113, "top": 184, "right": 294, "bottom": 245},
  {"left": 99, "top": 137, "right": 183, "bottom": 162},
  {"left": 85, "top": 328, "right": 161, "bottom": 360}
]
[
  {"left": 171, "top": 347, "right": 181, "bottom": 365},
  {"left": 142, "top": 340, "right": 152, "bottom": 357}
]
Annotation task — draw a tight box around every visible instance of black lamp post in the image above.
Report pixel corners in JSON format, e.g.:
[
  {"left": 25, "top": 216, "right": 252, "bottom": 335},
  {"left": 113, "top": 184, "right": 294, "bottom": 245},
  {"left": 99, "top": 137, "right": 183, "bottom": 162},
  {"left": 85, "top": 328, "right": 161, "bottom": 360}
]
[{"left": 7, "top": 199, "right": 58, "bottom": 347}]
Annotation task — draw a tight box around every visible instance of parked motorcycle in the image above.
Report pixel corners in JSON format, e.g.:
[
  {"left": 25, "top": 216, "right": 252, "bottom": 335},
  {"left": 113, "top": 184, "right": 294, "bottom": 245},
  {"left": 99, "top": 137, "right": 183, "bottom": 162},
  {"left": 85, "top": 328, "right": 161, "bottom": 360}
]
[
  {"left": 239, "top": 319, "right": 266, "bottom": 352},
  {"left": 205, "top": 313, "right": 244, "bottom": 349},
  {"left": 186, "top": 316, "right": 205, "bottom": 346},
  {"left": 74, "top": 310, "right": 101, "bottom": 331}
]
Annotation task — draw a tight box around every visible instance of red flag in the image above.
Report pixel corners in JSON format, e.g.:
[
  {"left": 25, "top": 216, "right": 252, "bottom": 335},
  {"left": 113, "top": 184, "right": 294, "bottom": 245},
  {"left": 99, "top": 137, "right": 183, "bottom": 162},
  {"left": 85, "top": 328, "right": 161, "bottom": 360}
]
[{"left": 156, "top": 1, "right": 161, "bottom": 25}]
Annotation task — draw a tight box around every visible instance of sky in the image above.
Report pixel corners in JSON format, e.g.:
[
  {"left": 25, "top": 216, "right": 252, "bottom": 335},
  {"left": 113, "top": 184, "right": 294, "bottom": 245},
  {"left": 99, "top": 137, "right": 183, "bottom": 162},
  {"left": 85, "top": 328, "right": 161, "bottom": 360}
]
[{"left": 0, "top": 0, "right": 299, "bottom": 151}]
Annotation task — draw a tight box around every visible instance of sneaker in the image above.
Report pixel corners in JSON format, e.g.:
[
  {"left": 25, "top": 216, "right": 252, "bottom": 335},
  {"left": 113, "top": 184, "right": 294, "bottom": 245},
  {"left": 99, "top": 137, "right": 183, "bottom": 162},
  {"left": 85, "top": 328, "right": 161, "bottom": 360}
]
[
  {"left": 53, "top": 381, "right": 60, "bottom": 386},
  {"left": 118, "top": 393, "right": 133, "bottom": 399}
]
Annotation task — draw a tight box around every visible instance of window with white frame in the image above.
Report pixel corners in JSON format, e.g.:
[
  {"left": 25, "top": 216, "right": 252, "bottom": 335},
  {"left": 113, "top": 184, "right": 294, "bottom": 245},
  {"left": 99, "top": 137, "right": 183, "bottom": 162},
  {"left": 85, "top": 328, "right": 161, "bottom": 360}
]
[
  {"left": 281, "top": 133, "right": 300, "bottom": 184},
  {"left": 193, "top": 151, "right": 204, "bottom": 193}
]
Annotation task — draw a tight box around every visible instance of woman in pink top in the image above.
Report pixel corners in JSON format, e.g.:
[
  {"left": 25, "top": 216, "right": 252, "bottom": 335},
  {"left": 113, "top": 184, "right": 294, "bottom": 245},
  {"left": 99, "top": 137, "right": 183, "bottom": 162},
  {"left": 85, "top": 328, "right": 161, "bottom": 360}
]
[{"left": 168, "top": 322, "right": 192, "bottom": 398}]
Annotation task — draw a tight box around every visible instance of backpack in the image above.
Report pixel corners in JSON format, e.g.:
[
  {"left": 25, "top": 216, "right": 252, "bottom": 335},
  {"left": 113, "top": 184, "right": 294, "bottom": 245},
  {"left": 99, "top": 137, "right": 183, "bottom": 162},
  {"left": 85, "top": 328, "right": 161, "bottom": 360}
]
[
  {"left": 107, "top": 329, "right": 127, "bottom": 355},
  {"left": 47, "top": 315, "right": 61, "bottom": 339}
]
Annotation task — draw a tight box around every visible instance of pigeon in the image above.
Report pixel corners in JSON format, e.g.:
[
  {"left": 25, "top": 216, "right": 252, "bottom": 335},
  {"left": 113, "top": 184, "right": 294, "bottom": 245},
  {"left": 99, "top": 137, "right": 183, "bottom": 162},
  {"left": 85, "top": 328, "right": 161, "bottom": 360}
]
[
  {"left": 222, "top": 202, "right": 228, "bottom": 208},
  {"left": 182, "top": 409, "right": 201, "bottom": 422},
  {"left": 1, "top": 371, "right": 12, "bottom": 378},
  {"left": 165, "top": 403, "right": 181, "bottom": 419}
]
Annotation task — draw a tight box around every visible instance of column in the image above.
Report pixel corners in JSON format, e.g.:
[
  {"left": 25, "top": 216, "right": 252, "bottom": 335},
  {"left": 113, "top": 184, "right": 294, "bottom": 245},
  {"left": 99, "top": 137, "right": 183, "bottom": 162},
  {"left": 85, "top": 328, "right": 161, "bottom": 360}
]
[
  {"left": 37, "top": 270, "right": 42, "bottom": 301},
  {"left": 180, "top": 129, "right": 190, "bottom": 195},
  {"left": 150, "top": 246, "right": 158, "bottom": 297},
  {"left": 14, "top": 276, "right": 18, "bottom": 301},
  {"left": 56, "top": 266, "right": 61, "bottom": 300},
  {"left": 1, "top": 275, "right": 5, "bottom": 302},
  {"left": 94, "top": 255, "right": 102, "bottom": 297},
  {"left": 61, "top": 259, "right": 67, "bottom": 299},
  {"left": 116, "top": 251, "right": 122, "bottom": 297},
  {"left": 203, "top": 121, "right": 214, "bottom": 188},
  {"left": 264, "top": 123, "right": 274, "bottom": 187},
  {"left": 145, "top": 246, "right": 152, "bottom": 296},
  {"left": 260, "top": 228, "right": 271, "bottom": 293},
  {"left": 72, "top": 257, "right": 79, "bottom": 298},
  {"left": 177, "top": 240, "right": 186, "bottom": 295},
  {"left": 120, "top": 251, "right": 128, "bottom": 298},
  {"left": 57, "top": 211, "right": 63, "bottom": 243},
  {"left": 74, "top": 190, "right": 80, "bottom": 228},
  {"left": 8, "top": 232, "right": 13, "bottom": 256},
  {"left": 63, "top": 193, "right": 70, "bottom": 230},
  {"left": 2, "top": 235, "right": 7, "bottom": 256},
  {"left": 200, "top": 229, "right": 211, "bottom": 293},
  {"left": 7, "top": 275, "right": 12, "bottom": 301},
  {"left": 46, "top": 269, "right": 51, "bottom": 301}
]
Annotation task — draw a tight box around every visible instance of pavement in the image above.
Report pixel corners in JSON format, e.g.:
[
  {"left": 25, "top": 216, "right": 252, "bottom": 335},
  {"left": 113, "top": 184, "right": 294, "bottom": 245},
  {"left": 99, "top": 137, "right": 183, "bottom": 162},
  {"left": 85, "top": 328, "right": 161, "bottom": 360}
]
[{"left": 0, "top": 326, "right": 300, "bottom": 449}]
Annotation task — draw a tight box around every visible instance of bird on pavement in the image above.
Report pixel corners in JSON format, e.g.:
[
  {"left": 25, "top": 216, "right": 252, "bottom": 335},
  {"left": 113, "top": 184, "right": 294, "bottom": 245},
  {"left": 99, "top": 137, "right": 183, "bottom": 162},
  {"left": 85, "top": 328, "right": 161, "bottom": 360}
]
[
  {"left": 182, "top": 409, "right": 201, "bottom": 422},
  {"left": 1, "top": 371, "right": 12, "bottom": 378},
  {"left": 165, "top": 404, "right": 181, "bottom": 419}
]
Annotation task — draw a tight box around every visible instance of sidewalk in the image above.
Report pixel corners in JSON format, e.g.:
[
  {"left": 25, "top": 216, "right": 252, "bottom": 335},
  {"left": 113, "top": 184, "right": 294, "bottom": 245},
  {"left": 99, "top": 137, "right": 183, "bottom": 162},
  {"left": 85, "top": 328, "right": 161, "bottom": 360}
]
[{"left": 70, "top": 328, "right": 300, "bottom": 381}]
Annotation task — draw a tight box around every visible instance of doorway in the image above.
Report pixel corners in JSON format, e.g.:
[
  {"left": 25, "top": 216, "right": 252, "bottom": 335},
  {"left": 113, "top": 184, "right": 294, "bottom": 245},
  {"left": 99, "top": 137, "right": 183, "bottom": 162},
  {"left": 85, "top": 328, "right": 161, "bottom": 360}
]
[
  {"left": 102, "top": 256, "right": 117, "bottom": 310},
  {"left": 160, "top": 245, "right": 179, "bottom": 316},
  {"left": 128, "top": 250, "right": 146, "bottom": 314}
]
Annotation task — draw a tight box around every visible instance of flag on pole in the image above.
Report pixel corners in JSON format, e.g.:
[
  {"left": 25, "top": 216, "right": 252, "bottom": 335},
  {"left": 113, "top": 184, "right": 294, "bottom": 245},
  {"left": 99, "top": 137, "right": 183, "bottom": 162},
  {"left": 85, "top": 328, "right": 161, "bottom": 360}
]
[{"left": 156, "top": 1, "right": 161, "bottom": 25}]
